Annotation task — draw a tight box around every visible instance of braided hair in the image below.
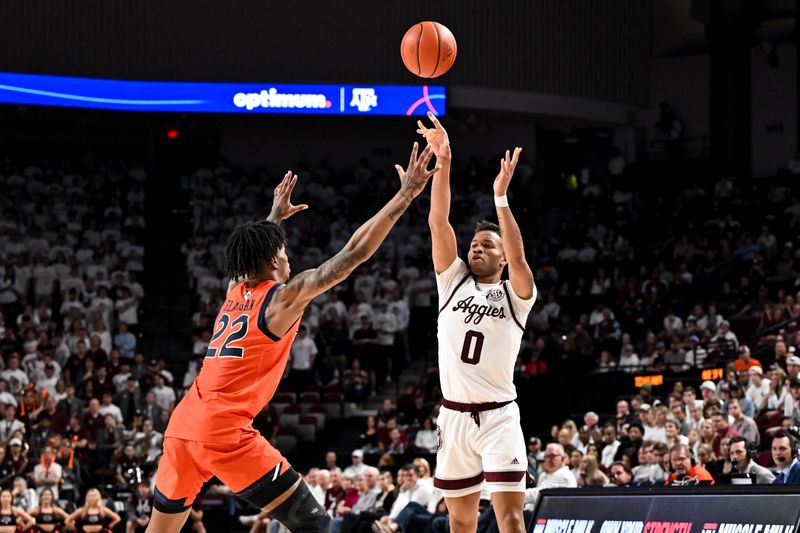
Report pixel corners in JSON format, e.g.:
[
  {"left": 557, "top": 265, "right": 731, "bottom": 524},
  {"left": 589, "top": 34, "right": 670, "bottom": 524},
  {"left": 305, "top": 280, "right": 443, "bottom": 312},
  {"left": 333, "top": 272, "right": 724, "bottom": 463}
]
[{"left": 223, "top": 220, "right": 287, "bottom": 280}]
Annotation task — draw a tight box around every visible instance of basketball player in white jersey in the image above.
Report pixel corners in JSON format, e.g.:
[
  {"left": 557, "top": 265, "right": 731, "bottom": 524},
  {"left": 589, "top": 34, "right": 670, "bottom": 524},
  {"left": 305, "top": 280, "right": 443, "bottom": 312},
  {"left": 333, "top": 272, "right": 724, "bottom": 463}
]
[{"left": 418, "top": 113, "right": 535, "bottom": 533}]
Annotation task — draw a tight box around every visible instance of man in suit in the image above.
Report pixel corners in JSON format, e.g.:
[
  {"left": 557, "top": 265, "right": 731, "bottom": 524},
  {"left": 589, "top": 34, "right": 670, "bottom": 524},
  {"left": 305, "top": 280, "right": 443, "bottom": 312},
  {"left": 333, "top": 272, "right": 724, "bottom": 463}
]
[
  {"left": 141, "top": 391, "right": 164, "bottom": 432},
  {"left": 115, "top": 376, "right": 143, "bottom": 424},
  {"left": 771, "top": 431, "right": 800, "bottom": 484},
  {"left": 729, "top": 436, "right": 774, "bottom": 484}
]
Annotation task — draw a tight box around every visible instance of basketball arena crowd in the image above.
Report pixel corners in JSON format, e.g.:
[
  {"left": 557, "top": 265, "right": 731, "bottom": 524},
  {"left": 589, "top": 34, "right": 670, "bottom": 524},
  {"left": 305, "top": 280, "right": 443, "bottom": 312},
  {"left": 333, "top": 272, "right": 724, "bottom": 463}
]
[{"left": 0, "top": 147, "right": 799, "bottom": 531}]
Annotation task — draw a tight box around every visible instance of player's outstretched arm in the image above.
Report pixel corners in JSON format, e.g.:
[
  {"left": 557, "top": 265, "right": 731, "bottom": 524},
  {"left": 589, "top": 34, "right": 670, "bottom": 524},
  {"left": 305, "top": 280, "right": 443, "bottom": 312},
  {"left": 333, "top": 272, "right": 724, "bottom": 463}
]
[
  {"left": 494, "top": 147, "right": 534, "bottom": 300},
  {"left": 264, "top": 143, "right": 439, "bottom": 336},
  {"left": 267, "top": 171, "right": 309, "bottom": 225},
  {"left": 418, "top": 112, "right": 457, "bottom": 274},
  {"left": 228, "top": 171, "right": 309, "bottom": 293}
]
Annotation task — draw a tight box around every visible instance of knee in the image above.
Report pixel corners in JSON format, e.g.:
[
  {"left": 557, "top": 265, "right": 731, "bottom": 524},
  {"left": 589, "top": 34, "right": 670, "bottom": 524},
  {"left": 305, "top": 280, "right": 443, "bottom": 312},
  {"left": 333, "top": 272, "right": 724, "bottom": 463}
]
[
  {"left": 449, "top": 514, "right": 478, "bottom": 533},
  {"left": 498, "top": 510, "right": 525, "bottom": 533}
]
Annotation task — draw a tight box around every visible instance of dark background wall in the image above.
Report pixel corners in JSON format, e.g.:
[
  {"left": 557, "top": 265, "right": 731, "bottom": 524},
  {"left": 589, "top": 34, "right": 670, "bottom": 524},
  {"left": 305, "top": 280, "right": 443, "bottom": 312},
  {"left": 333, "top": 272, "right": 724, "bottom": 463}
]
[{"left": 0, "top": 0, "right": 651, "bottom": 107}]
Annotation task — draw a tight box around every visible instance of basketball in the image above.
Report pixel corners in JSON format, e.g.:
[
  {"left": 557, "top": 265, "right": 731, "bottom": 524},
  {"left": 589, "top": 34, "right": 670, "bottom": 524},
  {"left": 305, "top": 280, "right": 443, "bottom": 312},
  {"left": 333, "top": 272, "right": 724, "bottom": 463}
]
[{"left": 401, "top": 21, "right": 457, "bottom": 78}]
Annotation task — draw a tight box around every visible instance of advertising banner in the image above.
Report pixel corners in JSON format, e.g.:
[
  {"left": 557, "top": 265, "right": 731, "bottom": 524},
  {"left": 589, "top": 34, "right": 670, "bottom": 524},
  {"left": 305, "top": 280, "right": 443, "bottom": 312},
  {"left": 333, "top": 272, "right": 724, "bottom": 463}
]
[
  {"left": 533, "top": 487, "right": 800, "bottom": 533},
  {"left": 0, "top": 72, "right": 446, "bottom": 116}
]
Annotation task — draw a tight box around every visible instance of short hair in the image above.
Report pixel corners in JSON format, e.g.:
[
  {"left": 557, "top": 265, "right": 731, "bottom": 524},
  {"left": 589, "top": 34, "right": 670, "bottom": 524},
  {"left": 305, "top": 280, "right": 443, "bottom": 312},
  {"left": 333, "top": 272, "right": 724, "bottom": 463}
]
[
  {"left": 669, "top": 443, "right": 692, "bottom": 457},
  {"left": 728, "top": 435, "right": 750, "bottom": 449},
  {"left": 474, "top": 220, "right": 501, "bottom": 236},
  {"left": 610, "top": 461, "right": 631, "bottom": 474},
  {"left": 401, "top": 463, "right": 421, "bottom": 477},
  {"left": 223, "top": 220, "right": 287, "bottom": 280}
]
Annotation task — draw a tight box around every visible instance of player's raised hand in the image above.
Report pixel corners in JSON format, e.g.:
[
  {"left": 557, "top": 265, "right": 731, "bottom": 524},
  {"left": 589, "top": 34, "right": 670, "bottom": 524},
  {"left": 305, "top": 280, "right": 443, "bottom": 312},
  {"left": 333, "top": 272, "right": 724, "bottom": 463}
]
[
  {"left": 267, "top": 171, "right": 309, "bottom": 222},
  {"left": 395, "top": 142, "right": 440, "bottom": 198},
  {"left": 416, "top": 111, "right": 451, "bottom": 160},
  {"left": 493, "top": 147, "right": 522, "bottom": 197}
]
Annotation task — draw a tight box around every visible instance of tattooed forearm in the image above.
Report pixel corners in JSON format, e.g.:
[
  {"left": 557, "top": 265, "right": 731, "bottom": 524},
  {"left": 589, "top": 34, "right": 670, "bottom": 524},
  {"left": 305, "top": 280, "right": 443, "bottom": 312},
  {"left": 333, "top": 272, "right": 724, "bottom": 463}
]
[
  {"left": 315, "top": 251, "right": 359, "bottom": 288},
  {"left": 388, "top": 195, "right": 413, "bottom": 221}
]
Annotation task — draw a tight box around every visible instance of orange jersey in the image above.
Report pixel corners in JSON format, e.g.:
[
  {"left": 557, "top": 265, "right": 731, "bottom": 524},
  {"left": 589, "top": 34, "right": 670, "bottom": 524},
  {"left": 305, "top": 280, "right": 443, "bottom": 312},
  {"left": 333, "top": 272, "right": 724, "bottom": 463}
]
[{"left": 166, "top": 280, "right": 300, "bottom": 444}]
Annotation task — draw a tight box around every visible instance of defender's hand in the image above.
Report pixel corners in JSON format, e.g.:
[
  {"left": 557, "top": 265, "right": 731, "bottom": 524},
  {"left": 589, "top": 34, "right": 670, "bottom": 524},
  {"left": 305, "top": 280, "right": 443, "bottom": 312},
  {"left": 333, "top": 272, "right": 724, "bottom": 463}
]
[
  {"left": 416, "top": 112, "right": 451, "bottom": 161},
  {"left": 395, "top": 142, "right": 440, "bottom": 199},
  {"left": 268, "top": 171, "right": 309, "bottom": 222}
]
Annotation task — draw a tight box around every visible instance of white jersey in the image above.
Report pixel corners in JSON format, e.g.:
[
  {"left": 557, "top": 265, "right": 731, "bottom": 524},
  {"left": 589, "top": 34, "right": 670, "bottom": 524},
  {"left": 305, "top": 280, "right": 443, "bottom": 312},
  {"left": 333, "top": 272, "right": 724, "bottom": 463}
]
[{"left": 436, "top": 257, "right": 536, "bottom": 403}]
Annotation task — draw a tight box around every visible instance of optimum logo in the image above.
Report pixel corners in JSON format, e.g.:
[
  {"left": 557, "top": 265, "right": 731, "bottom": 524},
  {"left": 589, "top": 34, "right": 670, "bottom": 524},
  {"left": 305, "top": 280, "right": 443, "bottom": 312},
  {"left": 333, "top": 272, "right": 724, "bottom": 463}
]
[{"left": 233, "top": 88, "right": 332, "bottom": 110}]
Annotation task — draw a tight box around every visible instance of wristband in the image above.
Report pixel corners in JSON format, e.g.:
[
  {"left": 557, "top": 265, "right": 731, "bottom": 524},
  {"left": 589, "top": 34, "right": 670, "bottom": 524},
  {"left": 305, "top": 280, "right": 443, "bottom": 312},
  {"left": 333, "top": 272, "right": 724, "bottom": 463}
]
[{"left": 494, "top": 195, "right": 509, "bottom": 208}]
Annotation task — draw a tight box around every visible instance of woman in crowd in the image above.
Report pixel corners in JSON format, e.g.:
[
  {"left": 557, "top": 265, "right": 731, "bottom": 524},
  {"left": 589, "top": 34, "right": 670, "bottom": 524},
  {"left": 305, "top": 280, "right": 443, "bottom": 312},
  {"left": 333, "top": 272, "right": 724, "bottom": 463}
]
[
  {"left": 0, "top": 488, "right": 34, "bottom": 533},
  {"left": 360, "top": 416, "right": 380, "bottom": 453},
  {"left": 579, "top": 455, "right": 609, "bottom": 487},
  {"left": 29, "top": 488, "right": 69, "bottom": 533},
  {"left": 66, "top": 488, "right": 120, "bottom": 533},
  {"left": 413, "top": 417, "right": 438, "bottom": 454}
]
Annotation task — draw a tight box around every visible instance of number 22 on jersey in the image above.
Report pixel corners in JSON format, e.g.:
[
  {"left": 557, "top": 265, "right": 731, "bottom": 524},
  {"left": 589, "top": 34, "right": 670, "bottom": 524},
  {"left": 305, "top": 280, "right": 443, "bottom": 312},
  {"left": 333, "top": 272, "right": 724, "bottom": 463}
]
[{"left": 206, "top": 313, "right": 249, "bottom": 358}]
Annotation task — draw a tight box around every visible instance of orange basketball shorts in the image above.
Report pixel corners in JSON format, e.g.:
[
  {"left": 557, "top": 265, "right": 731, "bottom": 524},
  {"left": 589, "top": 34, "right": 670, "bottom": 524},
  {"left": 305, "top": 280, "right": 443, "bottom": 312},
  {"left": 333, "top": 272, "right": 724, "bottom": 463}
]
[{"left": 153, "top": 430, "right": 296, "bottom": 513}]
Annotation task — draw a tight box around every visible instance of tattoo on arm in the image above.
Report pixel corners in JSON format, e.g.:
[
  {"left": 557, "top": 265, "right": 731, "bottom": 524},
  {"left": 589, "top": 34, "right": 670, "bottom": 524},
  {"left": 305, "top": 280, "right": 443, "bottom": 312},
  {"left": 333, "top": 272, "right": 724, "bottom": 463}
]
[
  {"left": 387, "top": 196, "right": 412, "bottom": 221},
  {"left": 315, "top": 251, "right": 360, "bottom": 288}
]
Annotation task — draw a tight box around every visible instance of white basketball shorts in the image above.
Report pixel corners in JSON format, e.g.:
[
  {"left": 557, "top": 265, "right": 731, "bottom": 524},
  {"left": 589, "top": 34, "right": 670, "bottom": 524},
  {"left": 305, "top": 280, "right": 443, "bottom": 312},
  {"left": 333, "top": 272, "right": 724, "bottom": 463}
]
[{"left": 433, "top": 401, "right": 527, "bottom": 498}]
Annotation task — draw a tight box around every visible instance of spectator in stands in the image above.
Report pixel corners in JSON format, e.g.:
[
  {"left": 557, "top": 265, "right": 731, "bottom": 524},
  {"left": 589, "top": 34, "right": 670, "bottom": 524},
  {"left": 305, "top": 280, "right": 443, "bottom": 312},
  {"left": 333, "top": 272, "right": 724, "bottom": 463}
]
[
  {"left": 524, "top": 443, "right": 577, "bottom": 510},
  {"left": 727, "top": 436, "right": 774, "bottom": 484},
  {"left": 745, "top": 366, "right": 770, "bottom": 414},
  {"left": 615, "top": 422, "right": 644, "bottom": 467},
  {"left": 343, "top": 359, "right": 369, "bottom": 406},
  {"left": 126, "top": 482, "right": 153, "bottom": 533},
  {"left": 32, "top": 446, "right": 62, "bottom": 499},
  {"left": 578, "top": 455, "right": 608, "bottom": 487},
  {"left": 149, "top": 372, "right": 175, "bottom": 412},
  {"left": 614, "top": 400, "right": 635, "bottom": 432},
  {"left": 344, "top": 449, "right": 368, "bottom": 478},
  {"left": 7, "top": 438, "right": 26, "bottom": 478},
  {"left": 56, "top": 383, "right": 84, "bottom": 419},
  {"left": 0, "top": 406, "right": 24, "bottom": 443},
  {"left": 728, "top": 398, "right": 759, "bottom": 446},
  {"left": 413, "top": 418, "right": 437, "bottom": 454},
  {"left": 11, "top": 476, "right": 37, "bottom": 512},
  {"left": 140, "top": 391, "right": 163, "bottom": 432},
  {"left": 288, "top": 325, "right": 317, "bottom": 388},
  {"left": 599, "top": 425, "right": 621, "bottom": 469},
  {"left": 95, "top": 414, "right": 122, "bottom": 470},
  {"left": 608, "top": 462, "right": 634, "bottom": 487},
  {"left": 711, "top": 413, "right": 739, "bottom": 458},
  {"left": 340, "top": 467, "right": 381, "bottom": 528},
  {"left": 374, "top": 464, "right": 432, "bottom": 533},
  {"left": 734, "top": 346, "right": 761, "bottom": 373},
  {"left": 771, "top": 432, "right": 800, "bottom": 484},
  {"left": 666, "top": 444, "right": 714, "bottom": 486},
  {"left": 114, "top": 323, "right": 136, "bottom": 360},
  {"left": 325, "top": 468, "right": 345, "bottom": 515},
  {"left": 116, "top": 376, "right": 143, "bottom": 425}
]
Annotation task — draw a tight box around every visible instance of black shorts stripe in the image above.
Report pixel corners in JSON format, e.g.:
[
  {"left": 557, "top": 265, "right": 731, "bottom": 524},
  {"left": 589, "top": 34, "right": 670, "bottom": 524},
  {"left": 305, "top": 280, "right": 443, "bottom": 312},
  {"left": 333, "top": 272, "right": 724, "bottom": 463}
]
[
  {"left": 434, "top": 471, "right": 485, "bottom": 491},
  {"left": 153, "top": 486, "right": 190, "bottom": 514},
  {"left": 485, "top": 471, "right": 525, "bottom": 483},
  {"left": 438, "top": 271, "right": 472, "bottom": 315},
  {"left": 235, "top": 465, "right": 300, "bottom": 509}
]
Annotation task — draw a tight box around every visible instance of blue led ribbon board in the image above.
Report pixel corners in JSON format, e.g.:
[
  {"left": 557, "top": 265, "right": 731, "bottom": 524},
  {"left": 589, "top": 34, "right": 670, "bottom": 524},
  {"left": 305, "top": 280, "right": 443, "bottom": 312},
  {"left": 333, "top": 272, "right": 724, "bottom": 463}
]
[{"left": 0, "top": 72, "right": 446, "bottom": 116}]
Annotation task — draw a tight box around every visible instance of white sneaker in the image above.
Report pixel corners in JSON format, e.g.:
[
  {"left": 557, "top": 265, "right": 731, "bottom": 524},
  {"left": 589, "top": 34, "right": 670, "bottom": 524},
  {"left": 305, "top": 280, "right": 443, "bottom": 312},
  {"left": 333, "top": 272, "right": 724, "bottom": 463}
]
[{"left": 239, "top": 514, "right": 259, "bottom": 525}]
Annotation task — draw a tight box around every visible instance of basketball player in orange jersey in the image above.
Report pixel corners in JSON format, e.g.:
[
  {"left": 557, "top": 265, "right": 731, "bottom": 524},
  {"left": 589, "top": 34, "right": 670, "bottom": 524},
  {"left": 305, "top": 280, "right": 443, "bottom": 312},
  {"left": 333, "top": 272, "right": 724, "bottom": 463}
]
[
  {"left": 418, "top": 112, "right": 535, "bottom": 533},
  {"left": 146, "top": 142, "right": 439, "bottom": 533}
]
